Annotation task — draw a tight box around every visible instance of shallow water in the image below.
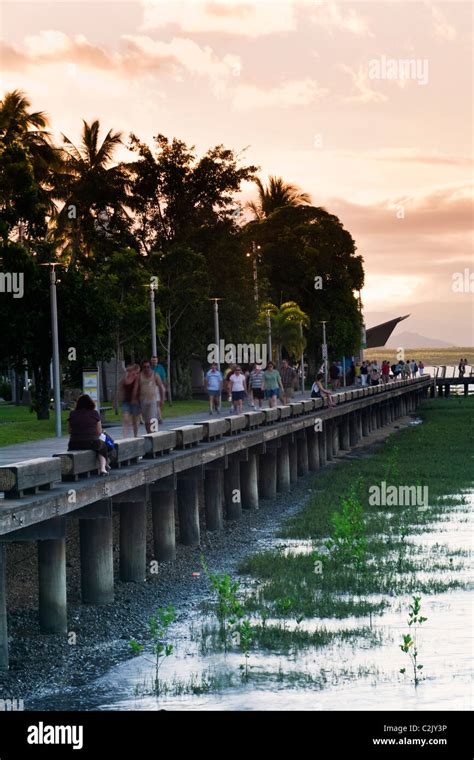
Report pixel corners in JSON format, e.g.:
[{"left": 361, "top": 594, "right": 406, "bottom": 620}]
[{"left": 28, "top": 497, "right": 473, "bottom": 712}]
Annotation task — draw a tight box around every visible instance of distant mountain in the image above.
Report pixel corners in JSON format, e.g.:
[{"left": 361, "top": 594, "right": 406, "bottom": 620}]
[{"left": 385, "top": 331, "right": 456, "bottom": 349}]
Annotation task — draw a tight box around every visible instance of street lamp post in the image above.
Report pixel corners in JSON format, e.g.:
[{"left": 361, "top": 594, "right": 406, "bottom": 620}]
[
  {"left": 320, "top": 320, "right": 328, "bottom": 387},
  {"left": 41, "top": 263, "right": 62, "bottom": 438},
  {"left": 266, "top": 309, "right": 272, "bottom": 363},
  {"left": 150, "top": 280, "right": 158, "bottom": 356},
  {"left": 246, "top": 241, "right": 261, "bottom": 307},
  {"left": 300, "top": 321, "right": 305, "bottom": 394},
  {"left": 209, "top": 298, "right": 222, "bottom": 369}
]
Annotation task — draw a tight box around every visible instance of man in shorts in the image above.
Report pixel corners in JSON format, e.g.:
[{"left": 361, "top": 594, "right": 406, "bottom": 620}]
[
  {"left": 280, "top": 359, "right": 297, "bottom": 404},
  {"left": 205, "top": 362, "right": 223, "bottom": 414},
  {"left": 262, "top": 362, "right": 284, "bottom": 409},
  {"left": 248, "top": 363, "right": 264, "bottom": 409}
]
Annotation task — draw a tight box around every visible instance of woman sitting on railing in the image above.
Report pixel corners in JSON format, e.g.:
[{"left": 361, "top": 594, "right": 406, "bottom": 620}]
[
  {"left": 311, "top": 373, "right": 336, "bottom": 407},
  {"left": 67, "top": 394, "right": 109, "bottom": 476}
]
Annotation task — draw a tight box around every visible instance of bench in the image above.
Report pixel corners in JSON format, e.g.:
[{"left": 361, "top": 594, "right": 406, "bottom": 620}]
[
  {"left": 0, "top": 457, "right": 61, "bottom": 499},
  {"left": 288, "top": 402, "right": 303, "bottom": 416},
  {"left": 143, "top": 431, "right": 177, "bottom": 458},
  {"left": 224, "top": 415, "right": 247, "bottom": 435},
  {"left": 196, "top": 419, "right": 228, "bottom": 441},
  {"left": 262, "top": 408, "right": 279, "bottom": 424},
  {"left": 53, "top": 450, "right": 100, "bottom": 481},
  {"left": 110, "top": 437, "right": 145, "bottom": 468},
  {"left": 244, "top": 410, "right": 265, "bottom": 429},
  {"left": 278, "top": 405, "right": 292, "bottom": 420},
  {"left": 172, "top": 425, "right": 204, "bottom": 448}
]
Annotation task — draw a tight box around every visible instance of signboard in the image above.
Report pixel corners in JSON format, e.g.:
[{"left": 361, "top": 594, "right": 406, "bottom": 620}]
[{"left": 82, "top": 370, "right": 100, "bottom": 408}]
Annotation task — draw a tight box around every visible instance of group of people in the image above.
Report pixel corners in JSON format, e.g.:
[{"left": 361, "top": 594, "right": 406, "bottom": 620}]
[
  {"left": 458, "top": 358, "right": 469, "bottom": 377},
  {"left": 117, "top": 356, "right": 167, "bottom": 436},
  {"left": 205, "top": 359, "right": 301, "bottom": 414},
  {"left": 354, "top": 358, "right": 424, "bottom": 387},
  {"left": 205, "top": 360, "right": 336, "bottom": 412},
  {"left": 67, "top": 355, "right": 168, "bottom": 476}
]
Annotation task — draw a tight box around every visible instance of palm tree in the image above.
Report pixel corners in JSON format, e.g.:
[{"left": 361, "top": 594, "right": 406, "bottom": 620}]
[
  {"left": 0, "top": 89, "right": 48, "bottom": 143},
  {"left": 247, "top": 176, "right": 311, "bottom": 219},
  {"left": 0, "top": 89, "right": 60, "bottom": 220},
  {"left": 258, "top": 301, "right": 310, "bottom": 363},
  {"left": 55, "top": 119, "right": 130, "bottom": 260}
]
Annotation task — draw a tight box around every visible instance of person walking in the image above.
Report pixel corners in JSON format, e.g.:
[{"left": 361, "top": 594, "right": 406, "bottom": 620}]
[
  {"left": 369, "top": 362, "right": 380, "bottom": 386},
  {"left": 381, "top": 360, "right": 390, "bottom": 384},
  {"left": 137, "top": 359, "right": 166, "bottom": 433},
  {"left": 262, "top": 361, "right": 283, "bottom": 408},
  {"left": 151, "top": 355, "right": 167, "bottom": 421},
  {"left": 360, "top": 361, "right": 369, "bottom": 386},
  {"left": 248, "top": 363, "right": 265, "bottom": 409},
  {"left": 280, "top": 359, "right": 297, "bottom": 404},
  {"left": 354, "top": 362, "right": 361, "bottom": 386},
  {"left": 118, "top": 363, "right": 140, "bottom": 437},
  {"left": 458, "top": 358, "right": 466, "bottom": 378},
  {"left": 224, "top": 364, "right": 237, "bottom": 412},
  {"left": 329, "top": 361, "right": 340, "bottom": 389},
  {"left": 418, "top": 360, "right": 425, "bottom": 376},
  {"left": 311, "top": 373, "right": 335, "bottom": 407},
  {"left": 227, "top": 365, "right": 246, "bottom": 414},
  {"left": 205, "top": 362, "right": 223, "bottom": 415},
  {"left": 68, "top": 394, "right": 109, "bottom": 475}
]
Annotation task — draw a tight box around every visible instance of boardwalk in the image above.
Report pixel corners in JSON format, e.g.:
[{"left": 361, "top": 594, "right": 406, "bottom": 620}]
[{"left": 0, "top": 390, "right": 352, "bottom": 466}]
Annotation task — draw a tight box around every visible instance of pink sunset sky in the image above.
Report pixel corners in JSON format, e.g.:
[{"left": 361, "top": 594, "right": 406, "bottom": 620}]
[{"left": 1, "top": 0, "right": 473, "bottom": 345}]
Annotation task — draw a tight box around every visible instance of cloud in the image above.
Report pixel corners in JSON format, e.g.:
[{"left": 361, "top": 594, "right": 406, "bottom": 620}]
[
  {"left": 232, "top": 78, "right": 328, "bottom": 110},
  {"left": 1, "top": 32, "right": 241, "bottom": 95},
  {"left": 311, "top": 1, "right": 372, "bottom": 36},
  {"left": 329, "top": 184, "right": 474, "bottom": 237},
  {"left": 122, "top": 35, "right": 240, "bottom": 93},
  {"left": 339, "top": 64, "right": 387, "bottom": 104},
  {"left": 354, "top": 149, "right": 473, "bottom": 167},
  {"left": 139, "top": 0, "right": 297, "bottom": 37},
  {"left": 1, "top": 32, "right": 117, "bottom": 71},
  {"left": 430, "top": 4, "right": 457, "bottom": 42}
]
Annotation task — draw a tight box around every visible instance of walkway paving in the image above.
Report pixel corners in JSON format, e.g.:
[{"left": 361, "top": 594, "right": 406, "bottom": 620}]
[{"left": 0, "top": 388, "right": 356, "bottom": 466}]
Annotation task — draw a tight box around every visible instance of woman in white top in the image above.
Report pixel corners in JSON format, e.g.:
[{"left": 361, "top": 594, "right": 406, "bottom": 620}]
[
  {"left": 137, "top": 359, "right": 166, "bottom": 433},
  {"left": 228, "top": 366, "right": 246, "bottom": 414}
]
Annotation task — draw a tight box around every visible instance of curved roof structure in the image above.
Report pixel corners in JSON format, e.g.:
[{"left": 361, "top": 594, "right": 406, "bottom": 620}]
[{"left": 365, "top": 315, "right": 410, "bottom": 349}]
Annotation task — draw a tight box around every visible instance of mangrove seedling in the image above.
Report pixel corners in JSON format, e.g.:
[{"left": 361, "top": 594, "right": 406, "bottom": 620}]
[
  {"left": 129, "top": 604, "right": 176, "bottom": 696},
  {"left": 400, "top": 595, "right": 428, "bottom": 686},
  {"left": 201, "top": 555, "right": 243, "bottom": 650},
  {"left": 237, "top": 619, "right": 254, "bottom": 680}
]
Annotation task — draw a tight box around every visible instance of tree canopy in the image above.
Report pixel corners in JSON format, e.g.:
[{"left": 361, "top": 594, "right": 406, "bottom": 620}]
[{"left": 0, "top": 88, "right": 365, "bottom": 414}]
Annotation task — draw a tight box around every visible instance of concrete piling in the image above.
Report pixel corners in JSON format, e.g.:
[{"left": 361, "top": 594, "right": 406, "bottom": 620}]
[
  {"left": 177, "top": 474, "right": 201, "bottom": 546},
  {"left": 224, "top": 457, "right": 242, "bottom": 520},
  {"left": 38, "top": 538, "right": 67, "bottom": 633},
  {"left": 79, "top": 516, "right": 114, "bottom": 604}
]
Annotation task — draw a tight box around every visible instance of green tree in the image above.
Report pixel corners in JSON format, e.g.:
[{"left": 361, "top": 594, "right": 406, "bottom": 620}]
[
  {"left": 127, "top": 134, "right": 259, "bottom": 393},
  {"left": 247, "top": 175, "right": 311, "bottom": 219},
  {"left": 257, "top": 301, "right": 309, "bottom": 363},
  {"left": 244, "top": 205, "right": 364, "bottom": 372},
  {"left": 55, "top": 120, "right": 131, "bottom": 262}
]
